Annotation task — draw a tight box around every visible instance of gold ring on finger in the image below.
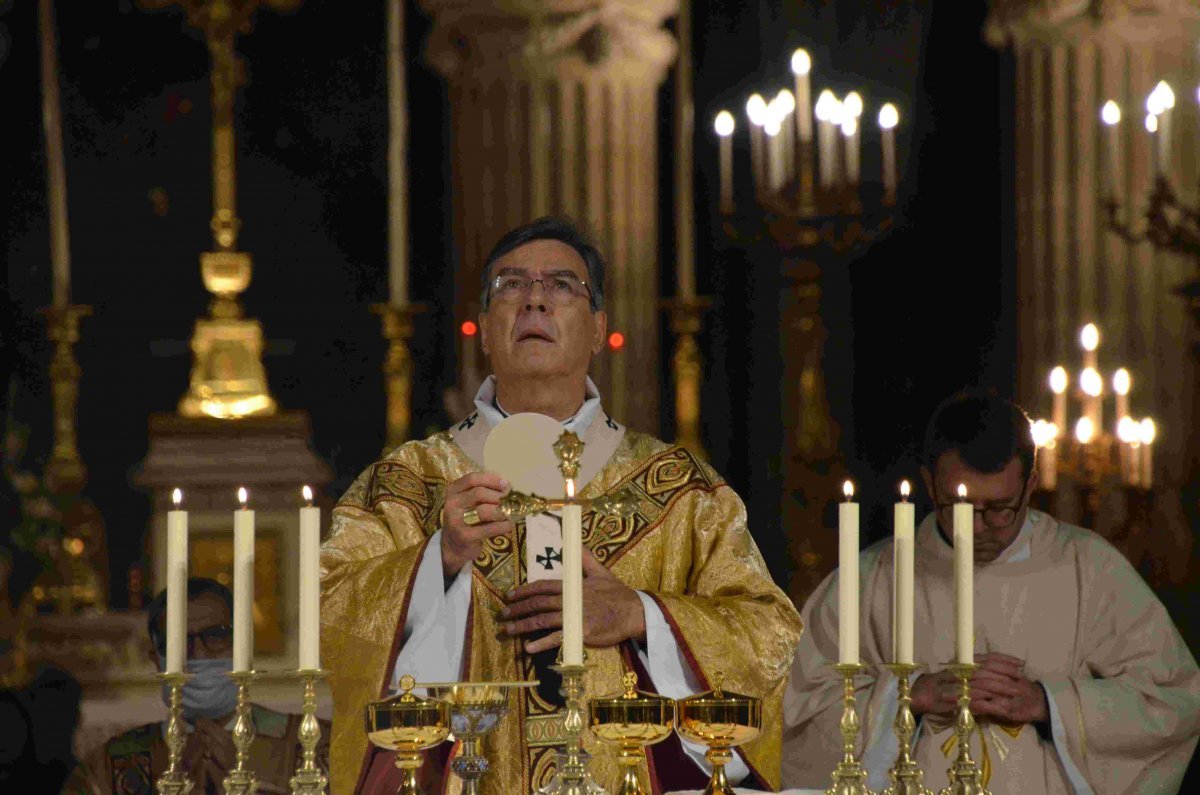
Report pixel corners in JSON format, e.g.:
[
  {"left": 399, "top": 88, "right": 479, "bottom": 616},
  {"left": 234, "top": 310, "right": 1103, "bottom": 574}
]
[{"left": 462, "top": 506, "right": 482, "bottom": 526}]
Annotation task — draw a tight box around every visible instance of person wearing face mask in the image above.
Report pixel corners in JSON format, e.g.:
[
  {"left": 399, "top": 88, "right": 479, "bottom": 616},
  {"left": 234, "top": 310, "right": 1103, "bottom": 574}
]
[{"left": 62, "top": 577, "right": 330, "bottom": 794}]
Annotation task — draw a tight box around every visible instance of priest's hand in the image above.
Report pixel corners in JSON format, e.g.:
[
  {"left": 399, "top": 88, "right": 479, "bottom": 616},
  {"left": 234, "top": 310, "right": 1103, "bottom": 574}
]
[
  {"left": 441, "top": 473, "right": 514, "bottom": 577},
  {"left": 194, "top": 717, "right": 237, "bottom": 785},
  {"left": 500, "top": 548, "right": 646, "bottom": 653},
  {"left": 910, "top": 653, "right": 1048, "bottom": 724}
]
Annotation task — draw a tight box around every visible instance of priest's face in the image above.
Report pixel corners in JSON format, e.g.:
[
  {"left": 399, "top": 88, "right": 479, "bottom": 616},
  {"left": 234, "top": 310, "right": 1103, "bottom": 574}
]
[
  {"left": 479, "top": 239, "right": 607, "bottom": 383},
  {"left": 921, "top": 450, "right": 1034, "bottom": 565}
]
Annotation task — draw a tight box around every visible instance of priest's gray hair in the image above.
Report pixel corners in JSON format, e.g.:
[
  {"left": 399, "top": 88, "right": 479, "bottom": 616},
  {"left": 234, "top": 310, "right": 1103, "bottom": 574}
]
[{"left": 479, "top": 216, "right": 606, "bottom": 311}]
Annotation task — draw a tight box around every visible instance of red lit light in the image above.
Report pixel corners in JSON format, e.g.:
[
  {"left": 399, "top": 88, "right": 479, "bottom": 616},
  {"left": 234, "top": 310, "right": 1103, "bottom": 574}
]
[
  {"left": 461, "top": 321, "right": 478, "bottom": 336},
  {"left": 608, "top": 332, "right": 625, "bottom": 350}
]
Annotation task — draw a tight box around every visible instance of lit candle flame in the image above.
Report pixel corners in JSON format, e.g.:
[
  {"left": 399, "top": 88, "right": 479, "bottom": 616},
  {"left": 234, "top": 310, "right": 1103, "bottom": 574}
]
[
  {"left": 238, "top": 487, "right": 248, "bottom": 508},
  {"left": 843, "top": 91, "right": 864, "bottom": 119},
  {"left": 1113, "top": 368, "right": 1131, "bottom": 396},
  {"left": 1146, "top": 113, "right": 1158, "bottom": 133},
  {"left": 1081, "top": 367, "right": 1103, "bottom": 397},
  {"left": 1139, "top": 417, "right": 1156, "bottom": 445},
  {"left": 746, "top": 94, "right": 768, "bottom": 126},
  {"left": 566, "top": 478, "right": 576, "bottom": 500},
  {"left": 1075, "top": 416, "right": 1095, "bottom": 445},
  {"left": 815, "top": 89, "right": 836, "bottom": 122},
  {"left": 957, "top": 484, "right": 968, "bottom": 500},
  {"left": 841, "top": 117, "right": 858, "bottom": 137},
  {"left": 172, "top": 488, "right": 182, "bottom": 508},
  {"left": 790, "top": 48, "right": 812, "bottom": 76},
  {"left": 1080, "top": 324, "right": 1100, "bottom": 352},
  {"left": 1050, "top": 366, "right": 1069, "bottom": 394},
  {"left": 1117, "top": 416, "right": 1139, "bottom": 443},
  {"left": 1031, "top": 419, "right": 1050, "bottom": 447},
  {"left": 900, "top": 480, "right": 911, "bottom": 500},
  {"left": 878, "top": 103, "right": 899, "bottom": 130},
  {"left": 302, "top": 485, "right": 313, "bottom": 506},
  {"left": 714, "top": 110, "right": 735, "bottom": 137},
  {"left": 1101, "top": 100, "right": 1121, "bottom": 126},
  {"left": 774, "top": 88, "right": 796, "bottom": 115},
  {"left": 843, "top": 480, "right": 855, "bottom": 501}
]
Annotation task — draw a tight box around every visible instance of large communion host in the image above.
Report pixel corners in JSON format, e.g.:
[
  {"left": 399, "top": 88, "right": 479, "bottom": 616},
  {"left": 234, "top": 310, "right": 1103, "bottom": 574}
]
[{"left": 319, "top": 217, "right": 803, "bottom": 794}]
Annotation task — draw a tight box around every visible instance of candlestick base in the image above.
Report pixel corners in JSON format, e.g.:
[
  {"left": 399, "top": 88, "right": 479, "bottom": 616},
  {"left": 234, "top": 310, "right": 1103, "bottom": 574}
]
[
  {"left": 223, "top": 670, "right": 260, "bottom": 795},
  {"left": 937, "top": 665, "right": 990, "bottom": 795},
  {"left": 155, "top": 672, "right": 195, "bottom": 795},
  {"left": 882, "top": 664, "right": 932, "bottom": 795},
  {"left": 825, "top": 663, "right": 877, "bottom": 795},
  {"left": 289, "top": 669, "right": 328, "bottom": 795},
  {"left": 533, "top": 664, "right": 609, "bottom": 795}
]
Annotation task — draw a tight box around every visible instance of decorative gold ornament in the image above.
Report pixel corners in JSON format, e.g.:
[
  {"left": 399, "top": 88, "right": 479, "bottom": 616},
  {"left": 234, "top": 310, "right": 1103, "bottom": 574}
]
[
  {"left": 662, "top": 296, "right": 711, "bottom": 459},
  {"left": 883, "top": 664, "right": 932, "bottom": 795},
  {"left": 498, "top": 485, "right": 640, "bottom": 524},
  {"left": 675, "top": 672, "right": 762, "bottom": 795},
  {"left": 289, "top": 669, "right": 328, "bottom": 795},
  {"left": 365, "top": 674, "right": 451, "bottom": 795},
  {"left": 223, "top": 670, "right": 260, "bottom": 795},
  {"left": 938, "top": 665, "right": 991, "bottom": 795},
  {"left": 534, "top": 663, "right": 609, "bottom": 795},
  {"left": 418, "top": 680, "right": 536, "bottom": 795},
  {"left": 825, "top": 663, "right": 877, "bottom": 795},
  {"left": 553, "top": 431, "right": 584, "bottom": 482},
  {"left": 589, "top": 671, "right": 676, "bottom": 795},
  {"left": 372, "top": 303, "right": 423, "bottom": 452},
  {"left": 42, "top": 304, "right": 90, "bottom": 491}
]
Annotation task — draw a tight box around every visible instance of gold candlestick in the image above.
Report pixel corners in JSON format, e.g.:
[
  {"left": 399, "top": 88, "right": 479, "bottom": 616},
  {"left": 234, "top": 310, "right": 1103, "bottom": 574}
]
[
  {"left": 662, "top": 296, "right": 712, "bottom": 459},
  {"left": 223, "top": 670, "right": 259, "bottom": 795},
  {"left": 882, "top": 664, "right": 932, "bottom": 795},
  {"left": 826, "top": 663, "right": 876, "bottom": 795},
  {"left": 372, "top": 303, "right": 424, "bottom": 452},
  {"left": 155, "top": 672, "right": 194, "bottom": 795},
  {"left": 289, "top": 669, "right": 328, "bottom": 795},
  {"left": 535, "top": 663, "right": 608, "bottom": 795},
  {"left": 938, "top": 664, "right": 990, "bottom": 795}
]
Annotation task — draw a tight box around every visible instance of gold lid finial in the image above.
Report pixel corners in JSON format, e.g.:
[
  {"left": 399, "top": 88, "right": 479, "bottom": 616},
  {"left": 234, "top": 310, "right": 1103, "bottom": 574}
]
[
  {"left": 622, "top": 670, "right": 639, "bottom": 699},
  {"left": 399, "top": 674, "right": 416, "bottom": 701},
  {"left": 553, "top": 430, "right": 584, "bottom": 481}
]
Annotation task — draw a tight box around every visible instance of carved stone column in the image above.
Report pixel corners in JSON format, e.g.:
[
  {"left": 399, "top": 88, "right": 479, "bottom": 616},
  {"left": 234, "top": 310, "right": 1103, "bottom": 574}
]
[
  {"left": 419, "top": 0, "right": 678, "bottom": 430},
  {"left": 987, "top": 2, "right": 1199, "bottom": 562}
]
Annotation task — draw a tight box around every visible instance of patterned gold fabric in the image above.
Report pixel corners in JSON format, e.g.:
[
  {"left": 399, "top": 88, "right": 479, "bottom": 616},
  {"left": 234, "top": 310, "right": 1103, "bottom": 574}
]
[{"left": 320, "top": 429, "right": 803, "bottom": 794}]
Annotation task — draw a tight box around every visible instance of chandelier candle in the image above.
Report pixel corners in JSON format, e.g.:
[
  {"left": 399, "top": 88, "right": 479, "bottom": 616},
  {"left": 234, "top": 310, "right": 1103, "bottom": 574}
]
[
  {"left": 299, "top": 486, "right": 321, "bottom": 671},
  {"left": 166, "top": 489, "right": 188, "bottom": 674},
  {"left": 838, "top": 481, "right": 859, "bottom": 665},
  {"left": 234, "top": 487, "right": 255, "bottom": 672},
  {"left": 893, "top": 481, "right": 915, "bottom": 665},
  {"left": 954, "top": 485, "right": 974, "bottom": 665},
  {"left": 562, "top": 478, "right": 584, "bottom": 666}
]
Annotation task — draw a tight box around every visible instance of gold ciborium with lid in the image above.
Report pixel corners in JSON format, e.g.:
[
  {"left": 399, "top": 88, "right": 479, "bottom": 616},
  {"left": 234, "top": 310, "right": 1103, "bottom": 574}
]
[
  {"left": 365, "top": 674, "right": 452, "bottom": 795},
  {"left": 675, "top": 673, "right": 761, "bottom": 795},
  {"left": 589, "top": 671, "right": 676, "bottom": 795}
]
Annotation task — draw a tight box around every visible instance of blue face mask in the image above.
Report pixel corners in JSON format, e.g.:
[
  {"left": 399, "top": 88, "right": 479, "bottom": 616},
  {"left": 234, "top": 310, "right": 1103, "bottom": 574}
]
[{"left": 160, "top": 658, "right": 238, "bottom": 721}]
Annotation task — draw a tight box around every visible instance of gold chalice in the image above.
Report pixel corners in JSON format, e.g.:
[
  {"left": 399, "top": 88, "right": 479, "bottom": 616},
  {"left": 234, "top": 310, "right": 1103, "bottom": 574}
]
[
  {"left": 365, "top": 674, "right": 452, "bottom": 795},
  {"left": 417, "top": 680, "right": 537, "bottom": 795},
  {"left": 589, "top": 672, "right": 676, "bottom": 795},
  {"left": 675, "top": 673, "right": 761, "bottom": 795}
]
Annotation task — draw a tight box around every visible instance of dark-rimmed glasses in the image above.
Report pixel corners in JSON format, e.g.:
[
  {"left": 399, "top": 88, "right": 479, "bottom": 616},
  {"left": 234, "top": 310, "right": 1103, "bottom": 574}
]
[
  {"left": 934, "top": 480, "right": 1030, "bottom": 530},
  {"left": 154, "top": 624, "right": 234, "bottom": 657}
]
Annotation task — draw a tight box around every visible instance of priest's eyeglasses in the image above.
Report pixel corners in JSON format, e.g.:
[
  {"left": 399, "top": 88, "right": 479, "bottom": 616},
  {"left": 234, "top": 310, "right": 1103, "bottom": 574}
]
[
  {"left": 153, "top": 624, "right": 234, "bottom": 657},
  {"left": 488, "top": 271, "right": 594, "bottom": 307},
  {"left": 934, "top": 481, "right": 1029, "bottom": 529}
]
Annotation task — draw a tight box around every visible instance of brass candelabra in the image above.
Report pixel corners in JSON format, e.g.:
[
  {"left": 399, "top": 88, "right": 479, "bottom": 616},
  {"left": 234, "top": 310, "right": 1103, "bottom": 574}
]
[
  {"left": 937, "top": 665, "right": 989, "bottom": 795},
  {"left": 155, "top": 672, "right": 194, "bottom": 795},
  {"left": 826, "top": 663, "right": 876, "bottom": 795},
  {"left": 223, "top": 670, "right": 259, "bottom": 795},
  {"left": 882, "top": 664, "right": 932, "bottom": 795},
  {"left": 289, "top": 669, "right": 328, "bottom": 795}
]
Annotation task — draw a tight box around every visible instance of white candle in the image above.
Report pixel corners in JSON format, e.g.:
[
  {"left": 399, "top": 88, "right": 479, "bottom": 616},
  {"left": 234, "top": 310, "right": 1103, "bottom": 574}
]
[
  {"left": 1113, "top": 368, "right": 1131, "bottom": 428},
  {"left": 953, "top": 484, "right": 974, "bottom": 665},
  {"left": 879, "top": 103, "right": 899, "bottom": 204},
  {"left": 838, "top": 481, "right": 859, "bottom": 665},
  {"left": 562, "top": 478, "right": 584, "bottom": 666},
  {"left": 1146, "top": 113, "right": 1160, "bottom": 175},
  {"left": 1129, "top": 441, "right": 1143, "bottom": 489},
  {"left": 815, "top": 90, "right": 836, "bottom": 190},
  {"left": 39, "top": 0, "right": 71, "bottom": 309},
  {"left": 1081, "top": 366, "right": 1103, "bottom": 431},
  {"left": 715, "top": 111, "right": 735, "bottom": 215},
  {"left": 386, "top": 0, "right": 408, "bottom": 305},
  {"left": 233, "top": 487, "right": 255, "bottom": 672},
  {"left": 1154, "top": 82, "right": 1174, "bottom": 174},
  {"left": 166, "top": 489, "right": 188, "bottom": 674},
  {"left": 893, "top": 481, "right": 915, "bottom": 665},
  {"left": 1101, "top": 100, "right": 1121, "bottom": 197},
  {"left": 1049, "top": 366, "right": 1068, "bottom": 436},
  {"left": 299, "top": 486, "right": 321, "bottom": 671},
  {"left": 841, "top": 118, "right": 860, "bottom": 186},
  {"left": 791, "top": 49, "right": 813, "bottom": 144},
  {"left": 746, "top": 94, "right": 767, "bottom": 198},
  {"left": 765, "top": 115, "right": 784, "bottom": 193},
  {"left": 1080, "top": 324, "right": 1099, "bottom": 372},
  {"left": 1117, "top": 416, "right": 1139, "bottom": 486},
  {"left": 1032, "top": 420, "right": 1059, "bottom": 491}
]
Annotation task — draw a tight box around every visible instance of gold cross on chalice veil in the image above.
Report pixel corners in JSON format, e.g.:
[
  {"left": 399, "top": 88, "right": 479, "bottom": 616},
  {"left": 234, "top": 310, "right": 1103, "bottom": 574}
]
[{"left": 495, "top": 431, "right": 640, "bottom": 522}]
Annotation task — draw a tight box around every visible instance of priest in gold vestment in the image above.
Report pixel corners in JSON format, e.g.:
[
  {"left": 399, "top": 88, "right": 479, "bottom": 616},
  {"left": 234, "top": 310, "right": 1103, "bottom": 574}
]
[
  {"left": 783, "top": 392, "right": 1200, "bottom": 794},
  {"left": 321, "top": 218, "right": 803, "bottom": 794}
]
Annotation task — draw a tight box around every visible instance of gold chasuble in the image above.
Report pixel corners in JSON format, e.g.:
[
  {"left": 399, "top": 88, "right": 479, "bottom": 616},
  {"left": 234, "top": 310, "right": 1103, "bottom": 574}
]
[{"left": 320, "top": 410, "right": 802, "bottom": 794}]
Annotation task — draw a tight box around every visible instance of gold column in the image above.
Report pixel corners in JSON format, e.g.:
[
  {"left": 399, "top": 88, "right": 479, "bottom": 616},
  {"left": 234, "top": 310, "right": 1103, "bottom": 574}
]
[
  {"left": 419, "top": 0, "right": 679, "bottom": 431},
  {"left": 142, "top": 0, "right": 299, "bottom": 419}
]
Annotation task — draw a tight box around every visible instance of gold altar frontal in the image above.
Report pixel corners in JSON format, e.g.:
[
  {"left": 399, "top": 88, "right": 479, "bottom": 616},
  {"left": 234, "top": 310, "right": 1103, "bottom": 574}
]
[{"left": 136, "top": 411, "right": 331, "bottom": 666}]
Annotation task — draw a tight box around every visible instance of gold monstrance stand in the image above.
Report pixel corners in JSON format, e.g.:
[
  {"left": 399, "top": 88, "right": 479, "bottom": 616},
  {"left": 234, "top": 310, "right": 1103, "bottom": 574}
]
[{"left": 142, "top": 0, "right": 301, "bottom": 420}]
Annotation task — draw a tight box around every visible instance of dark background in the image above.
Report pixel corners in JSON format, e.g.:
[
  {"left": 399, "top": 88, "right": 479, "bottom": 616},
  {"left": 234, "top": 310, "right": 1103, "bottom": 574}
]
[{"left": 1, "top": 0, "right": 1012, "bottom": 606}]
